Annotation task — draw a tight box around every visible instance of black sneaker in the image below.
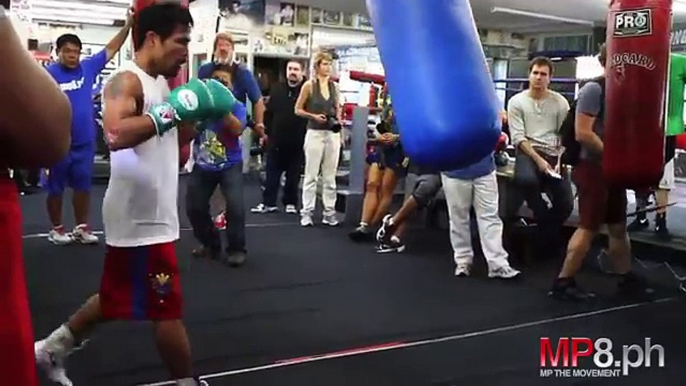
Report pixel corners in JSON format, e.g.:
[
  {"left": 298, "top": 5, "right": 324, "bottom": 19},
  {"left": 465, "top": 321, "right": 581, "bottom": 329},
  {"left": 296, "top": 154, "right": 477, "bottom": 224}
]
[
  {"left": 617, "top": 272, "right": 655, "bottom": 301},
  {"left": 376, "top": 239, "right": 406, "bottom": 254},
  {"left": 349, "top": 226, "right": 374, "bottom": 242},
  {"left": 627, "top": 218, "right": 649, "bottom": 232},
  {"left": 225, "top": 251, "right": 247, "bottom": 267},
  {"left": 549, "top": 277, "right": 596, "bottom": 301},
  {"left": 375, "top": 214, "right": 396, "bottom": 244},
  {"left": 654, "top": 215, "right": 672, "bottom": 241}
]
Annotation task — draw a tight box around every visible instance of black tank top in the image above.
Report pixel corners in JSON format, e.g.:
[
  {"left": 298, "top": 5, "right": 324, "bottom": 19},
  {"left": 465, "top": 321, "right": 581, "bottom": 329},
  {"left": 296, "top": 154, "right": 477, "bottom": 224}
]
[{"left": 306, "top": 79, "right": 337, "bottom": 130}]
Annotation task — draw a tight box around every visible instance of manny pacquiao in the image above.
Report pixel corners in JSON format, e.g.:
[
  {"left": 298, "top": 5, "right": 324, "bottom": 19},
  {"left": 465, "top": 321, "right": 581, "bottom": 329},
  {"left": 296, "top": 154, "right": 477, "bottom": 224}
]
[{"left": 34, "top": 4, "right": 243, "bottom": 385}]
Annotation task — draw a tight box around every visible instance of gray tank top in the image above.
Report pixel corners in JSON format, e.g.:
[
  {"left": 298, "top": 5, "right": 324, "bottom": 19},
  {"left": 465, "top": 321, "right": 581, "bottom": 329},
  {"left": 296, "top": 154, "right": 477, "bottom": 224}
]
[{"left": 306, "top": 79, "right": 338, "bottom": 130}]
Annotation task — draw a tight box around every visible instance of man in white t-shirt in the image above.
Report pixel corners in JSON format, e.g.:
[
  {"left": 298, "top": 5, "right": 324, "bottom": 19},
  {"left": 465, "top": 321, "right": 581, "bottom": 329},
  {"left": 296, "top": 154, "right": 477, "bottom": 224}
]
[{"left": 33, "top": 5, "right": 243, "bottom": 386}]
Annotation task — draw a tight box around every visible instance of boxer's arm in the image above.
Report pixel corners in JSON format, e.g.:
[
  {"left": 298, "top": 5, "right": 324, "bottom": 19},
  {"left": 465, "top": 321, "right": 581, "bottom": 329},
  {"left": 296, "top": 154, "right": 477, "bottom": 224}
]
[
  {"left": 0, "top": 6, "right": 71, "bottom": 167},
  {"left": 575, "top": 83, "right": 603, "bottom": 154},
  {"left": 102, "top": 71, "right": 157, "bottom": 150}
]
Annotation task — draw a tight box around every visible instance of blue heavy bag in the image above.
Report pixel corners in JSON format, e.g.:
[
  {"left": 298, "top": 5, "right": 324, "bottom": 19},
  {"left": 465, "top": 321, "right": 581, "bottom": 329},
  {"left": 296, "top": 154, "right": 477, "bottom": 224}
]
[{"left": 366, "top": 0, "right": 501, "bottom": 171}]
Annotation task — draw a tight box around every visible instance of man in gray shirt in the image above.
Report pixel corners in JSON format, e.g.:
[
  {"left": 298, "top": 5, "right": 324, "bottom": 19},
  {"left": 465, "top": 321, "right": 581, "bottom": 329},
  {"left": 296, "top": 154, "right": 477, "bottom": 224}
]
[
  {"left": 507, "top": 57, "right": 574, "bottom": 243},
  {"left": 549, "top": 44, "right": 653, "bottom": 301}
]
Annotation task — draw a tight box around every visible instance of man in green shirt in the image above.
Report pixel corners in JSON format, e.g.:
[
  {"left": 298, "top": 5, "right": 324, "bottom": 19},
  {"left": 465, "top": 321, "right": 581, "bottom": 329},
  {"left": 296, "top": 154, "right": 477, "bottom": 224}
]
[{"left": 629, "top": 53, "right": 686, "bottom": 239}]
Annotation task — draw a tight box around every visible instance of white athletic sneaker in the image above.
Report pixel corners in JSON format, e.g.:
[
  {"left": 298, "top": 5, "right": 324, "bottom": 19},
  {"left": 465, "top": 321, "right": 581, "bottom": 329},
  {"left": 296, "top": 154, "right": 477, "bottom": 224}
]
[
  {"left": 251, "top": 203, "right": 278, "bottom": 213},
  {"left": 72, "top": 224, "right": 98, "bottom": 244},
  {"left": 285, "top": 205, "right": 298, "bottom": 214},
  {"left": 488, "top": 265, "right": 521, "bottom": 279},
  {"left": 48, "top": 227, "right": 73, "bottom": 246},
  {"left": 454, "top": 263, "right": 471, "bottom": 277},
  {"left": 322, "top": 213, "right": 339, "bottom": 226},
  {"left": 35, "top": 326, "right": 76, "bottom": 386},
  {"left": 300, "top": 214, "right": 313, "bottom": 227}
]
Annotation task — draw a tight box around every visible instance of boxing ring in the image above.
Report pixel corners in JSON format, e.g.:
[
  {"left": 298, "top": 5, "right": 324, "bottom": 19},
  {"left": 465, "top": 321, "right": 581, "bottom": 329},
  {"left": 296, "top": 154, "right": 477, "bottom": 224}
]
[{"left": 22, "top": 176, "right": 686, "bottom": 385}]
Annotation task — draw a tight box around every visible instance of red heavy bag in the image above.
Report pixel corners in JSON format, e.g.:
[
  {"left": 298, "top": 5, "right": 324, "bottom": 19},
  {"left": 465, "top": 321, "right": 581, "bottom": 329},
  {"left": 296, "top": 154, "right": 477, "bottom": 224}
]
[
  {"left": 134, "top": 0, "right": 189, "bottom": 89},
  {"left": 0, "top": 174, "right": 38, "bottom": 386},
  {"left": 604, "top": 0, "right": 672, "bottom": 189}
]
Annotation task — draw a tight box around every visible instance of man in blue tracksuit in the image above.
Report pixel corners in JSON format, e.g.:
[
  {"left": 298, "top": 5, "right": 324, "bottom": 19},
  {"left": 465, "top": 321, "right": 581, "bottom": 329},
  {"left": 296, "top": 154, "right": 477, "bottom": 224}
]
[{"left": 440, "top": 151, "right": 521, "bottom": 279}]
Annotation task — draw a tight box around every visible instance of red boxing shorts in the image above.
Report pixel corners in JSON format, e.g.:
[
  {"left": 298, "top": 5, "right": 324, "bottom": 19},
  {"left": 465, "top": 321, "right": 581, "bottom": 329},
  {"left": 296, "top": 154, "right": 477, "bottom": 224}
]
[
  {"left": 0, "top": 170, "right": 38, "bottom": 386},
  {"left": 99, "top": 242, "right": 183, "bottom": 320}
]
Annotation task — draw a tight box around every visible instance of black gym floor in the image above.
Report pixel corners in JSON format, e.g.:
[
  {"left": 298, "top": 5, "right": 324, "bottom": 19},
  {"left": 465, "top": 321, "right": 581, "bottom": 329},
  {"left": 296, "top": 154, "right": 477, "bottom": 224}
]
[{"left": 23, "top": 176, "right": 686, "bottom": 386}]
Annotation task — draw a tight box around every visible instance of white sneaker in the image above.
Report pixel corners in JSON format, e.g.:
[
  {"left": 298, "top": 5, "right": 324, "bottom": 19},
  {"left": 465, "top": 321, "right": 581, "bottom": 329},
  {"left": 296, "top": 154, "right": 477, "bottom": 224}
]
[
  {"left": 35, "top": 339, "right": 72, "bottom": 386},
  {"left": 454, "top": 263, "right": 471, "bottom": 277},
  {"left": 48, "top": 227, "right": 73, "bottom": 246},
  {"left": 251, "top": 204, "right": 278, "bottom": 213},
  {"left": 488, "top": 265, "right": 521, "bottom": 279},
  {"left": 300, "top": 214, "right": 313, "bottom": 227},
  {"left": 285, "top": 205, "right": 298, "bottom": 214},
  {"left": 322, "top": 213, "right": 339, "bottom": 226},
  {"left": 72, "top": 224, "right": 98, "bottom": 244}
]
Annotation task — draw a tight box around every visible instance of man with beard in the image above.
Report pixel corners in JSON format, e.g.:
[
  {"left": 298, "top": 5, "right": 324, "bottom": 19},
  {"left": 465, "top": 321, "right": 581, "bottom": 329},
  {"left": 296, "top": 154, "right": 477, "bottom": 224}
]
[{"left": 251, "top": 60, "right": 308, "bottom": 214}]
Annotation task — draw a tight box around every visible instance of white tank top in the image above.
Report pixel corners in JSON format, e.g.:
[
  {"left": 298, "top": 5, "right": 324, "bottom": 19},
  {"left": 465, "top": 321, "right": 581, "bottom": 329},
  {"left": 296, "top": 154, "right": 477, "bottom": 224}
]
[{"left": 101, "top": 61, "right": 179, "bottom": 247}]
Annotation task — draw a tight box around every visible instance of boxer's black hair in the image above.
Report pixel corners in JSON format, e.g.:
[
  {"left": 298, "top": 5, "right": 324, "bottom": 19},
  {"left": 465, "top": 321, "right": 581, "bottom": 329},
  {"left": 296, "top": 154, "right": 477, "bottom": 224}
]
[
  {"left": 56, "top": 34, "right": 82, "bottom": 51},
  {"left": 134, "top": 3, "right": 194, "bottom": 51}
]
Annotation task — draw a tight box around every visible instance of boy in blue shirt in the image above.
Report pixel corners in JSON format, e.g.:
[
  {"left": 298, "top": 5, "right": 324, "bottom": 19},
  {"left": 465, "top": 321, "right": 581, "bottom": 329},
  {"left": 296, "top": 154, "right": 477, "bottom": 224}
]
[
  {"left": 441, "top": 146, "right": 520, "bottom": 279},
  {"left": 186, "top": 64, "right": 249, "bottom": 267},
  {"left": 43, "top": 15, "right": 133, "bottom": 246}
]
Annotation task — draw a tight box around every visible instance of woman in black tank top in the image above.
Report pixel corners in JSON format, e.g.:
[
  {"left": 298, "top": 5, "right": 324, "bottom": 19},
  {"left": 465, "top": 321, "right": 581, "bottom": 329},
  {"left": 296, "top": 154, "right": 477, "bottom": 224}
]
[{"left": 295, "top": 52, "right": 343, "bottom": 226}]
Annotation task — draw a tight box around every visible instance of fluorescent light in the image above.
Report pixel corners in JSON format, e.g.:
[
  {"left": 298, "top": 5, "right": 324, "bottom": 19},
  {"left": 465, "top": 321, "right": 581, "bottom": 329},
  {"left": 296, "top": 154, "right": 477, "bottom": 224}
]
[
  {"left": 32, "top": 0, "right": 128, "bottom": 16},
  {"left": 491, "top": 7, "right": 595, "bottom": 26},
  {"left": 32, "top": 8, "right": 125, "bottom": 21},
  {"left": 33, "top": 14, "right": 116, "bottom": 26}
]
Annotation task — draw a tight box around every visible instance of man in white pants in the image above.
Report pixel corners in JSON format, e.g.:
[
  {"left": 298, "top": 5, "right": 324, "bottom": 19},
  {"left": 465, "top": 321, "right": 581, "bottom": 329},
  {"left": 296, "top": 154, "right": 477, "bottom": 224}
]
[{"left": 441, "top": 151, "right": 521, "bottom": 278}]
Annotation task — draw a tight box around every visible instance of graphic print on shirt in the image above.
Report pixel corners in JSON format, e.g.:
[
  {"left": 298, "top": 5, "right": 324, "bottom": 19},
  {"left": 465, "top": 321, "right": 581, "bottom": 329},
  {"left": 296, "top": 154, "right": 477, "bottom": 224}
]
[
  {"left": 194, "top": 121, "right": 241, "bottom": 171},
  {"left": 59, "top": 77, "right": 85, "bottom": 92}
]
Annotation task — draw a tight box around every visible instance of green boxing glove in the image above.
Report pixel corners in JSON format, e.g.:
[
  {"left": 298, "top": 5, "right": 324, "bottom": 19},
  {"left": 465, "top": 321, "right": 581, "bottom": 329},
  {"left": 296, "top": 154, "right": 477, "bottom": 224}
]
[
  {"left": 147, "top": 78, "right": 215, "bottom": 135},
  {"left": 203, "top": 79, "right": 238, "bottom": 120}
]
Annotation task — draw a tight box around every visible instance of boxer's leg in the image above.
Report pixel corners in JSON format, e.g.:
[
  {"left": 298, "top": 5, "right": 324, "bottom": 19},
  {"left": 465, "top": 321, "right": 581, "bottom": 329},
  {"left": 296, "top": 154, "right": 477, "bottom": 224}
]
[
  {"left": 69, "top": 145, "right": 98, "bottom": 244},
  {"left": 550, "top": 161, "right": 601, "bottom": 301},
  {"left": 604, "top": 189, "right": 655, "bottom": 300},
  {"left": 44, "top": 153, "right": 72, "bottom": 245}
]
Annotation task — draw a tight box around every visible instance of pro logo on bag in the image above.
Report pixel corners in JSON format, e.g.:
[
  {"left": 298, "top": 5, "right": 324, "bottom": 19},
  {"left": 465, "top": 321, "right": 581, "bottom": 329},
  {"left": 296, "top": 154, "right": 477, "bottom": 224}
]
[{"left": 613, "top": 9, "right": 652, "bottom": 37}]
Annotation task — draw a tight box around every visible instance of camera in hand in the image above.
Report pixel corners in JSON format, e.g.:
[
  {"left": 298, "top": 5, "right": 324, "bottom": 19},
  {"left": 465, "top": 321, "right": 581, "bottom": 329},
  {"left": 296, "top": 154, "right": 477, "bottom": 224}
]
[{"left": 326, "top": 115, "right": 342, "bottom": 133}]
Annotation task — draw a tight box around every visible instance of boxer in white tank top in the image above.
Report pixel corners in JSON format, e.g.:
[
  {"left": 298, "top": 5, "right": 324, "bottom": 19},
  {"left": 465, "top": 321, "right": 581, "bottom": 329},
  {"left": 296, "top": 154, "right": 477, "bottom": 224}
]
[
  {"left": 102, "top": 60, "right": 179, "bottom": 247},
  {"left": 31, "top": 5, "right": 247, "bottom": 386}
]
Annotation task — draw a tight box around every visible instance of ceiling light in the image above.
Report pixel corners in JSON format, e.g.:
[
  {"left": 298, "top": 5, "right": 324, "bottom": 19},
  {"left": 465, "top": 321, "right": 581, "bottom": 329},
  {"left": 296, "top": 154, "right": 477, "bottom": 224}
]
[
  {"left": 33, "top": 14, "right": 116, "bottom": 26},
  {"left": 31, "top": 0, "right": 128, "bottom": 15},
  {"left": 491, "top": 7, "right": 595, "bottom": 26},
  {"left": 32, "top": 8, "right": 125, "bottom": 20}
]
